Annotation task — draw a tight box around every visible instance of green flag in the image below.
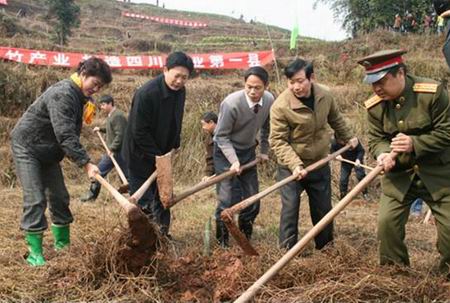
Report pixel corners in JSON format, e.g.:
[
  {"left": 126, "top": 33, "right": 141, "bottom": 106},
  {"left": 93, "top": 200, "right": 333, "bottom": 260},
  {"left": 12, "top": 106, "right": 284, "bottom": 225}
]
[{"left": 290, "top": 19, "right": 299, "bottom": 50}]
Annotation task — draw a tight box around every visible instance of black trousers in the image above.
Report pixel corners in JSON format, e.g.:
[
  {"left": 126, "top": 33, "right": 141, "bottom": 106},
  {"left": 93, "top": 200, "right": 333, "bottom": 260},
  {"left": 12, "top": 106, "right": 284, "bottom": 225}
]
[
  {"left": 213, "top": 144, "right": 259, "bottom": 225},
  {"left": 128, "top": 168, "right": 170, "bottom": 235},
  {"left": 339, "top": 162, "right": 367, "bottom": 196},
  {"left": 278, "top": 164, "right": 333, "bottom": 250}
]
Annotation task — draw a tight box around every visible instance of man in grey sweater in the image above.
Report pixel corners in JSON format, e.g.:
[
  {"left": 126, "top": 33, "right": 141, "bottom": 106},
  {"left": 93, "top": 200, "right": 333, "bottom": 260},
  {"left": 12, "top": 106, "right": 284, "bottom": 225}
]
[{"left": 213, "top": 66, "right": 274, "bottom": 247}]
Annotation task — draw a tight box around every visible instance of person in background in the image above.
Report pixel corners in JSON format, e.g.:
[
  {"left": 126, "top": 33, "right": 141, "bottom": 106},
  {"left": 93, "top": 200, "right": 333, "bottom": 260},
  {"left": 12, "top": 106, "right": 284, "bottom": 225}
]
[
  {"left": 331, "top": 137, "right": 369, "bottom": 200},
  {"left": 11, "top": 57, "right": 112, "bottom": 266},
  {"left": 393, "top": 14, "right": 402, "bottom": 33},
  {"left": 423, "top": 14, "right": 433, "bottom": 35},
  {"left": 81, "top": 95, "right": 128, "bottom": 202},
  {"left": 200, "top": 111, "right": 244, "bottom": 226},
  {"left": 201, "top": 111, "right": 219, "bottom": 182}
]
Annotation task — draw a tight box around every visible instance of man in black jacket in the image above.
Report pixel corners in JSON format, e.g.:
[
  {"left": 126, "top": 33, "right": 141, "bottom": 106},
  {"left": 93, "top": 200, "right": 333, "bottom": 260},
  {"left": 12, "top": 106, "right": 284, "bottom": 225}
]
[{"left": 122, "top": 52, "right": 194, "bottom": 237}]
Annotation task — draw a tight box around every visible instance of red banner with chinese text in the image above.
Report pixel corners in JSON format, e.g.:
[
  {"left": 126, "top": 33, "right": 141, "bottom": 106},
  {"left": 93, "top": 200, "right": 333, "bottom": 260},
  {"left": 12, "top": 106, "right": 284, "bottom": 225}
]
[
  {"left": 122, "top": 11, "right": 208, "bottom": 28},
  {"left": 0, "top": 47, "right": 274, "bottom": 70}
]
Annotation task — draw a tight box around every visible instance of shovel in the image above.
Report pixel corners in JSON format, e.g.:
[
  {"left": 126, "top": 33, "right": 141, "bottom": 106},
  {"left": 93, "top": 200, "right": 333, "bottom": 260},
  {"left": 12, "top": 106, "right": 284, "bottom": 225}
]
[
  {"left": 156, "top": 151, "right": 261, "bottom": 209},
  {"left": 95, "top": 173, "right": 157, "bottom": 249},
  {"left": 234, "top": 152, "right": 397, "bottom": 303},
  {"left": 95, "top": 129, "right": 129, "bottom": 193},
  {"left": 221, "top": 144, "right": 352, "bottom": 256}
]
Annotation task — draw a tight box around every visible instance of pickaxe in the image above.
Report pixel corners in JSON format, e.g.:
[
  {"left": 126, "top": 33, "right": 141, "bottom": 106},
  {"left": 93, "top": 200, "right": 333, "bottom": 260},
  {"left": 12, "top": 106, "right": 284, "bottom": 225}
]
[
  {"left": 155, "top": 151, "right": 261, "bottom": 209},
  {"left": 233, "top": 152, "right": 397, "bottom": 303},
  {"left": 220, "top": 144, "right": 353, "bottom": 256},
  {"left": 95, "top": 129, "right": 129, "bottom": 193}
]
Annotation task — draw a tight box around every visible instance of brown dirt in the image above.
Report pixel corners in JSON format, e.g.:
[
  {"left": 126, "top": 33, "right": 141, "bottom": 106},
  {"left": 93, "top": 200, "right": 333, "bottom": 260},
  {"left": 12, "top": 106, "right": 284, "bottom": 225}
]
[
  {"left": 159, "top": 251, "right": 246, "bottom": 302},
  {"left": 116, "top": 208, "right": 159, "bottom": 274}
]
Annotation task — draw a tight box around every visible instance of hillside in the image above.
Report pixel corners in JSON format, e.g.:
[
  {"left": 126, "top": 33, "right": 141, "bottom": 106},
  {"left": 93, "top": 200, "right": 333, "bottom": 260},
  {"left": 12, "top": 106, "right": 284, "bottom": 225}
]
[
  {"left": 0, "top": 0, "right": 311, "bottom": 54},
  {"left": 1, "top": 0, "right": 450, "bottom": 302}
]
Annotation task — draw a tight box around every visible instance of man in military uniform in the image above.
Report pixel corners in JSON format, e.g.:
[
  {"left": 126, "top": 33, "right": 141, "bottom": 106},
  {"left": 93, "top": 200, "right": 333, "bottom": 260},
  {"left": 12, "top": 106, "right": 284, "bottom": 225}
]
[{"left": 358, "top": 49, "right": 450, "bottom": 276}]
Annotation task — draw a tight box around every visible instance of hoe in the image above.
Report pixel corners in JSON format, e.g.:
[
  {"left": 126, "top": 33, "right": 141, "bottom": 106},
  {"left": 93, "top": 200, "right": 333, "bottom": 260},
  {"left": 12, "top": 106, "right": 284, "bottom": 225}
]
[{"left": 221, "top": 144, "right": 353, "bottom": 256}]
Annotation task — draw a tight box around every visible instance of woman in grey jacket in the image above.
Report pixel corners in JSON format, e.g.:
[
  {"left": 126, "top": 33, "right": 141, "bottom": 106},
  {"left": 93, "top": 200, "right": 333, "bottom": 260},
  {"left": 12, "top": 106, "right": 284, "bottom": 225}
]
[{"left": 10, "top": 57, "right": 112, "bottom": 266}]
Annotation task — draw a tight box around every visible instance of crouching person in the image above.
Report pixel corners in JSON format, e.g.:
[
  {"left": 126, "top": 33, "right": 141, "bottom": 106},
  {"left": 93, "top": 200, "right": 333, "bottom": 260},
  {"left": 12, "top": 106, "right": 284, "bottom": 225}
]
[{"left": 10, "top": 57, "right": 112, "bottom": 266}]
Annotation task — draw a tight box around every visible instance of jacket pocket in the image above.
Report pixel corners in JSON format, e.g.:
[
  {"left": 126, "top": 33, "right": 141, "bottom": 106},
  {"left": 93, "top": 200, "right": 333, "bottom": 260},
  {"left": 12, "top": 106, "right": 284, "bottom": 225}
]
[{"left": 406, "top": 116, "right": 431, "bottom": 132}]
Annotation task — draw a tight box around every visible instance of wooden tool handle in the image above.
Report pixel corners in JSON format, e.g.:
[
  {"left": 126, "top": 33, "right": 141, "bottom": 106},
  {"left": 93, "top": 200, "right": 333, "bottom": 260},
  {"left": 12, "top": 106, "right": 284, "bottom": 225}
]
[
  {"left": 166, "top": 158, "right": 261, "bottom": 208},
  {"left": 335, "top": 157, "right": 374, "bottom": 171},
  {"left": 95, "top": 130, "right": 128, "bottom": 186},
  {"left": 94, "top": 174, "right": 135, "bottom": 213}
]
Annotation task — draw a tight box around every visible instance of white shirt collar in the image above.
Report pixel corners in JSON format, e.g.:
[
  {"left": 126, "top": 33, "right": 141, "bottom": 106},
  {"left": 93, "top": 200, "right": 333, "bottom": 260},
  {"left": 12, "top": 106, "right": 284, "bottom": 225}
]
[
  {"left": 245, "top": 93, "right": 263, "bottom": 109},
  {"left": 108, "top": 107, "right": 116, "bottom": 117}
]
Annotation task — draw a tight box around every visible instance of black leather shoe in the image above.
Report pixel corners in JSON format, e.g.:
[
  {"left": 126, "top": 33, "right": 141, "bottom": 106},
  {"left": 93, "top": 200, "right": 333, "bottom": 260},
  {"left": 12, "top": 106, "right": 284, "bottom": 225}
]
[
  {"left": 80, "top": 182, "right": 101, "bottom": 202},
  {"left": 216, "top": 220, "right": 229, "bottom": 248},
  {"left": 80, "top": 190, "right": 96, "bottom": 202}
]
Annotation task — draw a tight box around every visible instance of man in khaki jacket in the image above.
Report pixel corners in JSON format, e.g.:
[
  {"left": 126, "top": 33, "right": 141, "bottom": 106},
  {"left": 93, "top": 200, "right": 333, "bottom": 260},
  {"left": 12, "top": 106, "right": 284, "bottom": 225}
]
[{"left": 270, "top": 58, "right": 358, "bottom": 250}]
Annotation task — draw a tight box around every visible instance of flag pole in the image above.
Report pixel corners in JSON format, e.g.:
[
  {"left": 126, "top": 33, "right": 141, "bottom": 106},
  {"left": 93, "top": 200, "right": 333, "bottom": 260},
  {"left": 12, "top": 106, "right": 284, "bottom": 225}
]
[
  {"left": 265, "top": 23, "right": 281, "bottom": 85},
  {"left": 290, "top": 3, "right": 299, "bottom": 58}
]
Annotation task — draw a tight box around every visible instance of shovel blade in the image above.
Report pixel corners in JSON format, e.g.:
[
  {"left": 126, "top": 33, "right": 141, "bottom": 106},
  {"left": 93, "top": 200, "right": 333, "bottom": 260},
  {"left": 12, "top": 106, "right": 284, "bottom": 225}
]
[
  {"left": 156, "top": 152, "right": 174, "bottom": 208},
  {"left": 223, "top": 218, "right": 259, "bottom": 256}
]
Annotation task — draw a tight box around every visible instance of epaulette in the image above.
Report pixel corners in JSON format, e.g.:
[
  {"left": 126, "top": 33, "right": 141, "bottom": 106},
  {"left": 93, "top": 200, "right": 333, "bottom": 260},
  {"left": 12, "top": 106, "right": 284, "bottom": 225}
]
[
  {"left": 413, "top": 83, "right": 438, "bottom": 93},
  {"left": 364, "top": 95, "right": 383, "bottom": 109}
]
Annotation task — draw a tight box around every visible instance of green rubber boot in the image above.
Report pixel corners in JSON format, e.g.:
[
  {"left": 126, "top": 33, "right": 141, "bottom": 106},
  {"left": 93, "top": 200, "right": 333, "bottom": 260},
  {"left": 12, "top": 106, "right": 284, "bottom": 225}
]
[
  {"left": 51, "top": 224, "right": 70, "bottom": 251},
  {"left": 25, "top": 232, "right": 46, "bottom": 266}
]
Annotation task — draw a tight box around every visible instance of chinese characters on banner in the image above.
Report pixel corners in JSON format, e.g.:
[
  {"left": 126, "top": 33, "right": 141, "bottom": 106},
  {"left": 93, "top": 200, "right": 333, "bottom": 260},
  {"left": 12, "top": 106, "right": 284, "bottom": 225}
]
[
  {"left": 0, "top": 0, "right": 8, "bottom": 5},
  {"left": 0, "top": 47, "right": 274, "bottom": 70},
  {"left": 122, "top": 12, "right": 208, "bottom": 28}
]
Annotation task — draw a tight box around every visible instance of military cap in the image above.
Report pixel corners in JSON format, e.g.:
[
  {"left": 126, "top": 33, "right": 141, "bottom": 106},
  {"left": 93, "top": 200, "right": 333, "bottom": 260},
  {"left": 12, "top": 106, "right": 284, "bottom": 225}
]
[{"left": 357, "top": 49, "right": 407, "bottom": 84}]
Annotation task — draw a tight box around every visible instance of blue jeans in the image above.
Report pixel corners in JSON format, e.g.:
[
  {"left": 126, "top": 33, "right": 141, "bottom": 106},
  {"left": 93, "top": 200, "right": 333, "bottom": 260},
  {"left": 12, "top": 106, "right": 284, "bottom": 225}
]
[
  {"left": 98, "top": 152, "right": 128, "bottom": 179},
  {"left": 410, "top": 198, "right": 423, "bottom": 214},
  {"left": 339, "top": 161, "right": 367, "bottom": 197},
  {"left": 11, "top": 141, "right": 73, "bottom": 232}
]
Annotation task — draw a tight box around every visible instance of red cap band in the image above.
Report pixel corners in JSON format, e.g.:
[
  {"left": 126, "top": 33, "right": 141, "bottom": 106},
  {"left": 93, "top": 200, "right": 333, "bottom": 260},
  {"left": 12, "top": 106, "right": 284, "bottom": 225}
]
[{"left": 365, "top": 56, "right": 403, "bottom": 72}]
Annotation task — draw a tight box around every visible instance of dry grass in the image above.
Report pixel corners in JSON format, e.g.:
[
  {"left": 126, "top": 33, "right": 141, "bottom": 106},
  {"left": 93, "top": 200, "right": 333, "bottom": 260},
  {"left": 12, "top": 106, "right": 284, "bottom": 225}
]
[{"left": 0, "top": 177, "right": 449, "bottom": 302}]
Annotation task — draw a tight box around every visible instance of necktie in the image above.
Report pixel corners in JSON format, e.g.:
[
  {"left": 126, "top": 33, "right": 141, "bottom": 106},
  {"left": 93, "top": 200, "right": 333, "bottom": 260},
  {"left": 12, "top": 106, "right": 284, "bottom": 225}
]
[{"left": 253, "top": 104, "right": 260, "bottom": 114}]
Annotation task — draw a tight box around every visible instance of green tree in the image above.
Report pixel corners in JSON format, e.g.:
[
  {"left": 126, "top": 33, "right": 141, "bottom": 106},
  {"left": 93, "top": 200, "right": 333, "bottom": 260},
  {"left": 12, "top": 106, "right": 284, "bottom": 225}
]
[
  {"left": 47, "top": 0, "right": 80, "bottom": 45},
  {"left": 315, "top": 0, "right": 433, "bottom": 37}
]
